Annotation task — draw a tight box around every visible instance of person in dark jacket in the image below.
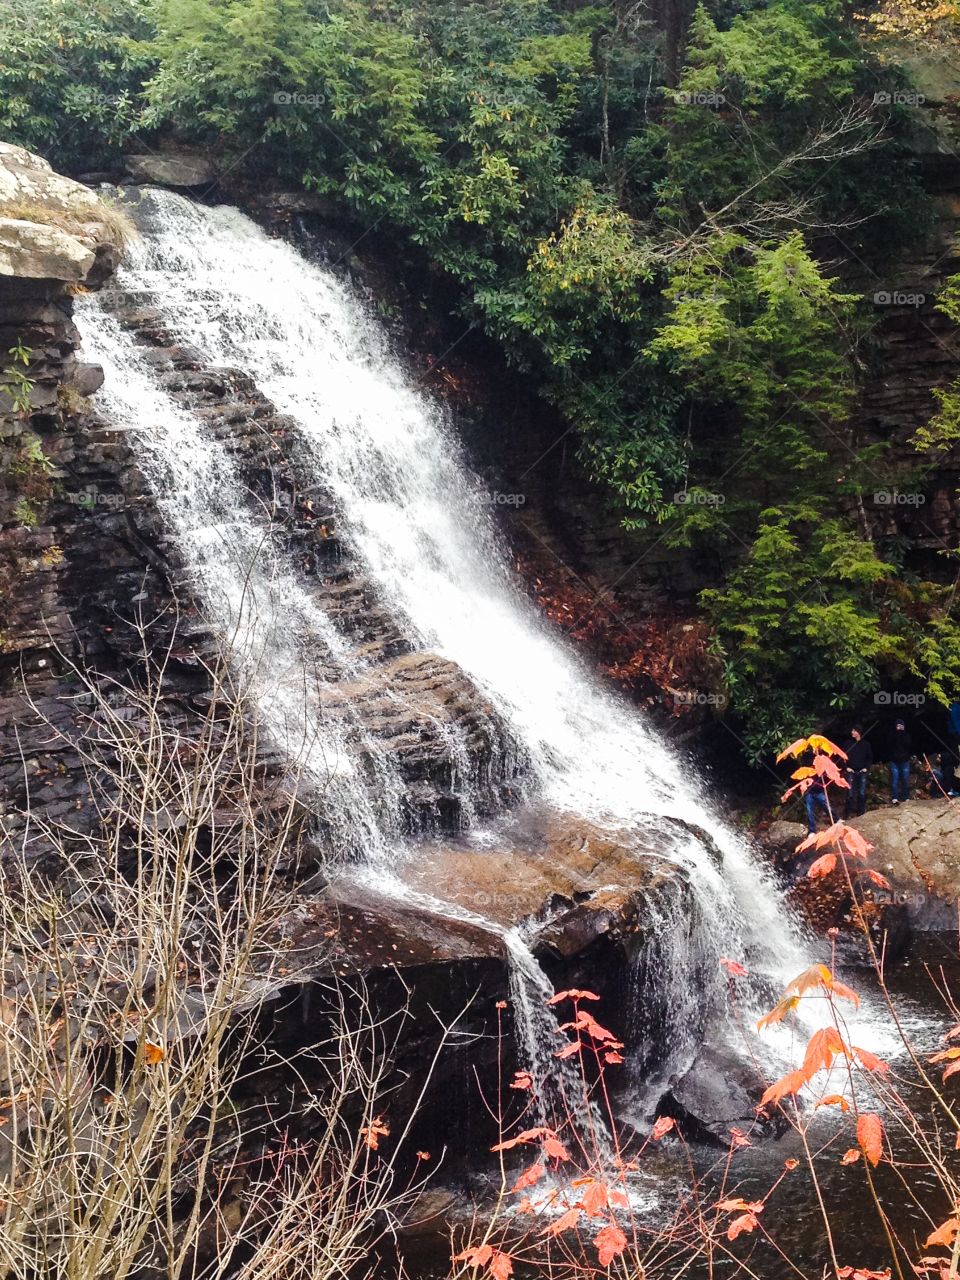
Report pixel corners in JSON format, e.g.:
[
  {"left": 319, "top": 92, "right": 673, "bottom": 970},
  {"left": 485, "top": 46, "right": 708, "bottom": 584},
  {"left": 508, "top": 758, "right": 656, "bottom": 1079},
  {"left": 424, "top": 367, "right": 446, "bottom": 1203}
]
[
  {"left": 888, "top": 718, "right": 912, "bottom": 804},
  {"left": 842, "top": 725, "right": 872, "bottom": 818}
]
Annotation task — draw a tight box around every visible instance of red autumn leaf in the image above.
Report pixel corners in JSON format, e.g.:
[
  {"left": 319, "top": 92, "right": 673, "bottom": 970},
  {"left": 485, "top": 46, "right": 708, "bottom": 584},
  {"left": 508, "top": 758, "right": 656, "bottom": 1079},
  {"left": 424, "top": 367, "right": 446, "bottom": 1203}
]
[
  {"left": 491, "top": 1127, "right": 548, "bottom": 1152},
  {"left": 786, "top": 964, "right": 833, "bottom": 997},
  {"left": 757, "top": 995, "right": 801, "bottom": 1031},
  {"left": 651, "top": 1116, "right": 675, "bottom": 1140},
  {"left": 512, "top": 1163, "right": 544, "bottom": 1193},
  {"left": 510, "top": 1071, "right": 533, "bottom": 1091},
  {"left": 816, "top": 1094, "right": 851, "bottom": 1113},
  {"left": 857, "top": 1113, "right": 884, "bottom": 1166},
  {"left": 929, "top": 1047, "right": 960, "bottom": 1063},
  {"left": 729, "top": 1127, "right": 751, "bottom": 1149},
  {"left": 360, "top": 1117, "right": 389, "bottom": 1150},
  {"left": 956, "top": 1130, "right": 960, "bottom": 1150},
  {"left": 837, "top": 1268, "right": 891, "bottom": 1280},
  {"left": 541, "top": 1206, "right": 582, "bottom": 1237},
  {"left": 853, "top": 1046, "right": 890, "bottom": 1074},
  {"left": 720, "top": 957, "right": 749, "bottom": 977},
  {"left": 829, "top": 979, "right": 861, "bottom": 1008},
  {"left": 861, "top": 869, "right": 891, "bottom": 890},
  {"left": 926, "top": 1219, "right": 960, "bottom": 1249},
  {"left": 784, "top": 1157, "right": 799, "bottom": 1170},
  {"left": 802, "top": 1026, "right": 847, "bottom": 1077},
  {"left": 808, "top": 854, "right": 838, "bottom": 879},
  {"left": 516, "top": 1197, "right": 537, "bottom": 1215},
  {"left": 417, "top": 1151, "right": 431, "bottom": 1160},
  {"left": 813, "top": 754, "right": 849, "bottom": 787},
  {"left": 594, "top": 1223, "right": 628, "bottom": 1267},
  {"left": 488, "top": 1251, "right": 513, "bottom": 1280},
  {"left": 839, "top": 826, "right": 874, "bottom": 860},
  {"left": 943, "top": 1060, "right": 960, "bottom": 1082},
  {"left": 946, "top": 1024, "right": 960, "bottom": 1041},
  {"left": 717, "top": 1198, "right": 764, "bottom": 1213},
  {"left": 760, "top": 1069, "right": 808, "bottom": 1108},
  {"left": 554, "top": 1041, "right": 582, "bottom": 1060},
  {"left": 727, "top": 1212, "right": 760, "bottom": 1240},
  {"left": 604, "top": 1050, "right": 624, "bottom": 1064},
  {"left": 547, "top": 989, "right": 600, "bottom": 1006},
  {"left": 454, "top": 1244, "right": 494, "bottom": 1268},
  {"left": 542, "top": 1135, "right": 571, "bottom": 1162},
  {"left": 841, "top": 1148, "right": 861, "bottom": 1164}
]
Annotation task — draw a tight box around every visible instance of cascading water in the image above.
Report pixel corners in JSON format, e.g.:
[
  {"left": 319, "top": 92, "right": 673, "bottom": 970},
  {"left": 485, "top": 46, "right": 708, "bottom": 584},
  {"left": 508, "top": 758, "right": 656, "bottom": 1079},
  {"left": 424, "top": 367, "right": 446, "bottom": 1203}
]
[{"left": 78, "top": 186, "right": 876, "bottom": 1122}]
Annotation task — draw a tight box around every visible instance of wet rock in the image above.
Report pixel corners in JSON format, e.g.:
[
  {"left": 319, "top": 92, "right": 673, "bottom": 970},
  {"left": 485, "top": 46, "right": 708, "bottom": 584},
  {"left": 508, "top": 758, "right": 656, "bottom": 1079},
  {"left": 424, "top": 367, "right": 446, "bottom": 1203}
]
[
  {"left": 850, "top": 800, "right": 960, "bottom": 927},
  {"left": 659, "top": 1042, "right": 776, "bottom": 1146},
  {"left": 123, "top": 153, "right": 217, "bottom": 188}
]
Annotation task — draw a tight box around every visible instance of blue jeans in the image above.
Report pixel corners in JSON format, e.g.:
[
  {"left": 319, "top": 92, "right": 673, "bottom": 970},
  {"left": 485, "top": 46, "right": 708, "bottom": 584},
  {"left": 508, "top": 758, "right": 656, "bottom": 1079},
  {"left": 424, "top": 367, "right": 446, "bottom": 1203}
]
[
  {"left": 804, "top": 789, "right": 831, "bottom": 832},
  {"left": 890, "top": 761, "right": 910, "bottom": 802},
  {"left": 845, "top": 770, "right": 868, "bottom": 817}
]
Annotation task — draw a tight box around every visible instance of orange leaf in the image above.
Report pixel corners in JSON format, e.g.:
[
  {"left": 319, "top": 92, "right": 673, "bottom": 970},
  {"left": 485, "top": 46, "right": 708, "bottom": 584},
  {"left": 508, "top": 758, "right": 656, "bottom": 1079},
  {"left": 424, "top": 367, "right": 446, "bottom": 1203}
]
[
  {"left": 829, "top": 980, "right": 861, "bottom": 1009},
  {"left": 791, "top": 765, "right": 816, "bottom": 780},
  {"left": 814, "top": 754, "right": 849, "bottom": 787},
  {"left": 554, "top": 1041, "right": 582, "bottom": 1060},
  {"left": 488, "top": 1251, "right": 513, "bottom": 1280},
  {"left": 760, "top": 1069, "right": 808, "bottom": 1108},
  {"left": 729, "top": 1127, "right": 751, "bottom": 1149},
  {"left": 925, "top": 1219, "right": 960, "bottom": 1249},
  {"left": 802, "top": 1027, "right": 847, "bottom": 1077},
  {"left": 542, "top": 1135, "right": 571, "bottom": 1162},
  {"left": 841, "top": 1148, "right": 861, "bottom": 1164},
  {"left": 604, "top": 1050, "right": 624, "bottom": 1064},
  {"left": 454, "top": 1244, "right": 493, "bottom": 1268},
  {"left": 785, "top": 964, "right": 833, "bottom": 997},
  {"left": 510, "top": 1071, "right": 533, "bottom": 1091},
  {"left": 651, "top": 1116, "right": 675, "bottom": 1140},
  {"left": 808, "top": 734, "right": 847, "bottom": 759},
  {"left": 512, "top": 1163, "right": 544, "bottom": 1193},
  {"left": 492, "top": 1127, "right": 548, "bottom": 1152},
  {"left": 853, "top": 1046, "right": 889, "bottom": 1074},
  {"left": 595, "top": 1223, "right": 627, "bottom": 1266},
  {"left": 943, "top": 1060, "right": 960, "bottom": 1082},
  {"left": 757, "top": 995, "right": 801, "bottom": 1031},
  {"left": 929, "top": 1047, "right": 960, "bottom": 1063},
  {"left": 547, "top": 989, "right": 600, "bottom": 1005},
  {"left": 861, "top": 869, "right": 891, "bottom": 890},
  {"left": 360, "top": 1117, "right": 389, "bottom": 1150},
  {"left": 808, "top": 854, "right": 838, "bottom": 879},
  {"left": 143, "top": 1042, "right": 165, "bottom": 1066},
  {"left": 837, "top": 1268, "right": 891, "bottom": 1280},
  {"left": 839, "top": 826, "right": 874, "bottom": 860},
  {"left": 857, "top": 1113, "right": 884, "bottom": 1166},
  {"left": 541, "top": 1206, "right": 581, "bottom": 1237},
  {"left": 776, "top": 737, "right": 809, "bottom": 763},
  {"left": 727, "top": 1212, "right": 760, "bottom": 1240},
  {"left": 817, "top": 1094, "right": 851, "bottom": 1113},
  {"left": 717, "top": 1198, "right": 764, "bottom": 1213}
]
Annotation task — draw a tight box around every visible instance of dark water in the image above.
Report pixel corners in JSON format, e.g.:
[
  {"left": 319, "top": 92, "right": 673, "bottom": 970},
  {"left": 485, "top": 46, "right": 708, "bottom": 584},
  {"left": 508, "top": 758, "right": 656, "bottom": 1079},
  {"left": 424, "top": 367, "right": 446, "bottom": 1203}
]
[{"left": 396, "top": 935, "right": 960, "bottom": 1279}]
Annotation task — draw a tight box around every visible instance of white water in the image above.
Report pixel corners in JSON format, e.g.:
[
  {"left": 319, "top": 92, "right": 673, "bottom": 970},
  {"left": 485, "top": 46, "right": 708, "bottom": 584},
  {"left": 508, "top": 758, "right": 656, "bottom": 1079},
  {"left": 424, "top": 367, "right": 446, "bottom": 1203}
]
[
  {"left": 77, "top": 188, "right": 897, "bottom": 1106},
  {"left": 109, "top": 190, "right": 804, "bottom": 980}
]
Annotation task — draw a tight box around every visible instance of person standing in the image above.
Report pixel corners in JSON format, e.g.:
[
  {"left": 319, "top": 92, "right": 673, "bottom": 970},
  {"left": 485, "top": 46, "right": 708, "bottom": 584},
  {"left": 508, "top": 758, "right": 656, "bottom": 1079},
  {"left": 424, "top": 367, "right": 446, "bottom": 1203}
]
[
  {"left": 803, "top": 775, "right": 832, "bottom": 834},
  {"left": 888, "top": 718, "right": 912, "bottom": 805},
  {"left": 842, "top": 725, "right": 872, "bottom": 818}
]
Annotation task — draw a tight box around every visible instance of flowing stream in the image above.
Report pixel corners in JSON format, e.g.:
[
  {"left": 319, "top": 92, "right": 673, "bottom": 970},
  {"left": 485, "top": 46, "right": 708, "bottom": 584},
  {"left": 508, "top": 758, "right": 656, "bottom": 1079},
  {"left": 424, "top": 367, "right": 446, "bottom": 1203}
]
[{"left": 76, "top": 188, "right": 873, "bottom": 1119}]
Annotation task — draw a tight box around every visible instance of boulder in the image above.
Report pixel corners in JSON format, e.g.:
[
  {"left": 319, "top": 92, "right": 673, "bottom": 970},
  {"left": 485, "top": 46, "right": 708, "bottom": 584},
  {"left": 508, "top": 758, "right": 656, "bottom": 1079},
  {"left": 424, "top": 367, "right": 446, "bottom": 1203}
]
[
  {"left": 123, "top": 153, "right": 216, "bottom": 188},
  {"left": 0, "top": 217, "right": 95, "bottom": 282},
  {"left": 851, "top": 800, "right": 960, "bottom": 926}
]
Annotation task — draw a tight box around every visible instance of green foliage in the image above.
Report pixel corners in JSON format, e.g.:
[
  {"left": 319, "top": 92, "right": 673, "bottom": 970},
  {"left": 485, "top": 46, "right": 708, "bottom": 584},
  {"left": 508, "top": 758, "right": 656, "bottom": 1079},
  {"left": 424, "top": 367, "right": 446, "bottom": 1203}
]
[
  {"left": 0, "top": 0, "right": 948, "bottom": 753},
  {"left": 0, "top": 0, "right": 154, "bottom": 169}
]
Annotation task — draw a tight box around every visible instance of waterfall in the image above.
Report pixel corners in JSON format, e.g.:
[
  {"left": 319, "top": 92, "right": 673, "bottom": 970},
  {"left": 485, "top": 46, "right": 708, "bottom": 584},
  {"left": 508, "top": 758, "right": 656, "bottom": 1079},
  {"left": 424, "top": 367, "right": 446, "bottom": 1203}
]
[{"left": 76, "top": 187, "right": 853, "bottom": 1115}]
